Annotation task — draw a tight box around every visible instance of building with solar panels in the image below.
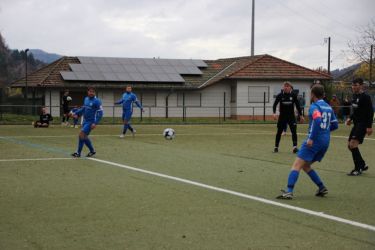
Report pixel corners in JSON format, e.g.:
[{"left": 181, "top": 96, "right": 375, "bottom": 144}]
[{"left": 12, "top": 54, "right": 331, "bottom": 120}]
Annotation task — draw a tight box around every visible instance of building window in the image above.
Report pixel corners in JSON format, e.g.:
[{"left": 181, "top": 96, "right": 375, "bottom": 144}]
[
  {"left": 230, "top": 85, "right": 236, "bottom": 103},
  {"left": 248, "top": 86, "right": 269, "bottom": 103},
  {"left": 177, "top": 92, "right": 202, "bottom": 107}
]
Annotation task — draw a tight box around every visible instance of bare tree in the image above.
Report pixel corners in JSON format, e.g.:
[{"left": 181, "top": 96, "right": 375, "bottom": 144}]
[{"left": 347, "top": 20, "right": 375, "bottom": 65}]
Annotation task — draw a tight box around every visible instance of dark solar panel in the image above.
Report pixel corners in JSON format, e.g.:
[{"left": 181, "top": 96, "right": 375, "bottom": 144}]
[{"left": 63, "top": 56, "right": 206, "bottom": 82}]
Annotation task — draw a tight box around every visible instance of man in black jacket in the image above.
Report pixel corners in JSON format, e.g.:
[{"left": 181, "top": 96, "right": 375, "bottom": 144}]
[
  {"left": 273, "top": 82, "right": 304, "bottom": 153},
  {"left": 346, "top": 78, "right": 374, "bottom": 176}
]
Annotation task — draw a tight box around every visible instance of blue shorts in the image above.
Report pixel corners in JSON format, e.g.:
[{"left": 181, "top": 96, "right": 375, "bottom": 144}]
[
  {"left": 297, "top": 140, "right": 329, "bottom": 163},
  {"left": 122, "top": 110, "right": 133, "bottom": 121},
  {"left": 81, "top": 122, "right": 93, "bottom": 135}
]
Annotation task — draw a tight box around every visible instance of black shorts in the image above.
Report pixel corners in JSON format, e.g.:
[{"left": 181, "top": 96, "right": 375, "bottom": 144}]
[
  {"left": 63, "top": 107, "right": 70, "bottom": 114},
  {"left": 277, "top": 116, "right": 296, "bottom": 129},
  {"left": 349, "top": 123, "right": 367, "bottom": 144}
]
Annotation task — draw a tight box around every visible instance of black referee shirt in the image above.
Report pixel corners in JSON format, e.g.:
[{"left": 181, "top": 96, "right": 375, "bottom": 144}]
[{"left": 351, "top": 92, "right": 374, "bottom": 128}]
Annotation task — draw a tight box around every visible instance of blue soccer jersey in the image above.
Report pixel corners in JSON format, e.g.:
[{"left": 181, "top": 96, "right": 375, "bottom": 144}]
[
  {"left": 298, "top": 99, "right": 338, "bottom": 162},
  {"left": 115, "top": 92, "right": 143, "bottom": 111},
  {"left": 73, "top": 96, "right": 103, "bottom": 135}
]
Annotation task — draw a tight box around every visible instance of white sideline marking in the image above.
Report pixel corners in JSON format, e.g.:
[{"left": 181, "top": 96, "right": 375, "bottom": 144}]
[
  {"left": 0, "top": 157, "right": 73, "bottom": 162},
  {"left": 88, "top": 157, "right": 375, "bottom": 232}
]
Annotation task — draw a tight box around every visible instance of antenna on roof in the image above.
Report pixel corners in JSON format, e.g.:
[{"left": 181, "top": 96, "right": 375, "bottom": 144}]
[{"left": 251, "top": 0, "right": 255, "bottom": 56}]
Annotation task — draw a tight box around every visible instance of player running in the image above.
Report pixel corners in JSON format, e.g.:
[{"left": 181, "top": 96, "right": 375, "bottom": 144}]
[
  {"left": 71, "top": 87, "right": 103, "bottom": 158},
  {"left": 346, "top": 78, "right": 374, "bottom": 176},
  {"left": 277, "top": 84, "right": 338, "bottom": 199},
  {"left": 115, "top": 85, "right": 144, "bottom": 138},
  {"left": 273, "top": 81, "right": 304, "bottom": 153}
]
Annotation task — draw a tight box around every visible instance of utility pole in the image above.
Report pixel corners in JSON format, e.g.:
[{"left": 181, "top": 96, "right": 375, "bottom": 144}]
[
  {"left": 25, "top": 48, "right": 29, "bottom": 102},
  {"left": 327, "top": 37, "right": 331, "bottom": 74},
  {"left": 370, "top": 44, "right": 373, "bottom": 86},
  {"left": 251, "top": 0, "right": 255, "bottom": 56}
]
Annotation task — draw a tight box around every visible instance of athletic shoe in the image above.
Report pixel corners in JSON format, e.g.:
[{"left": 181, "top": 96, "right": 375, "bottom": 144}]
[
  {"left": 315, "top": 186, "right": 328, "bottom": 197},
  {"left": 86, "top": 151, "right": 96, "bottom": 157},
  {"left": 131, "top": 129, "right": 136, "bottom": 137},
  {"left": 347, "top": 169, "right": 362, "bottom": 176},
  {"left": 276, "top": 190, "right": 293, "bottom": 200},
  {"left": 119, "top": 134, "right": 125, "bottom": 138},
  {"left": 273, "top": 147, "right": 279, "bottom": 153},
  {"left": 293, "top": 147, "right": 299, "bottom": 154},
  {"left": 71, "top": 152, "right": 80, "bottom": 158},
  {"left": 282, "top": 132, "right": 287, "bottom": 136},
  {"left": 361, "top": 165, "right": 369, "bottom": 172}
]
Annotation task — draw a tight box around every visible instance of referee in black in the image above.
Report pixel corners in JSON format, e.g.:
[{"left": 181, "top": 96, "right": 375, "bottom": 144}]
[
  {"left": 273, "top": 81, "right": 304, "bottom": 153},
  {"left": 346, "top": 78, "right": 374, "bottom": 176}
]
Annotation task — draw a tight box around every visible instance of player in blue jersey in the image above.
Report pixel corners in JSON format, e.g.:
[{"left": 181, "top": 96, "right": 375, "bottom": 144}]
[
  {"left": 277, "top": 84, "right": 338, "bottom": 199},
  {"left": 115, "top": 85, "right": 144, "bottom": 138},
  {"left": 71, "top": 87, "right": 103, "bottom": 157}
]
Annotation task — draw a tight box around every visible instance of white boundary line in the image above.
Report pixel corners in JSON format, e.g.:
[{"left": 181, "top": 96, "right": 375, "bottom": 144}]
[
  {"left": 88, "top": 157, "right": 375, "bottom": 232},
  {"left": 0, "top": 157, "right": 73, "bottom": 162}
]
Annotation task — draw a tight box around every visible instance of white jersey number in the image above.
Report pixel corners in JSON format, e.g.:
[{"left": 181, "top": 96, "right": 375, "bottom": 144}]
[{"left": 320, "top": 112, "right": 331, "bottom": 130}]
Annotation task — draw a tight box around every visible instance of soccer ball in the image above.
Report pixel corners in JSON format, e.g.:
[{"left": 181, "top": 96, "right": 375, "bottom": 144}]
[
  {"left": 163, "top": 128, "right": 175, "bottom": 140},
  {"left": 67, "top": 96, "right": 72, "bottom": 101}
]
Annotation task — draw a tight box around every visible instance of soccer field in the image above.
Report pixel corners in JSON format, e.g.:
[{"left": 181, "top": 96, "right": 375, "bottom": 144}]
[{"left": 0, "top": 124, "right": 374, "bottom": 249}]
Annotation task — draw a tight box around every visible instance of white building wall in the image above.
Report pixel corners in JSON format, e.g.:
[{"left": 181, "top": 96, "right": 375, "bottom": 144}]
[
  {"left": 97, "top": 89, "right": 114, "bottom": 117},
  {"left": 236, "top": 80, "right": 311, "bottom": 116},
  {"left": 44, "top": 89, "right": 60, "bottom": 117}
]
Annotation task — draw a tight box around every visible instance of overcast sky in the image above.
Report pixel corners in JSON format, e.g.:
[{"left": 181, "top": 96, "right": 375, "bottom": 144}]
[{"left": 0, "top": 0, "right": 374, "bottom": 70}]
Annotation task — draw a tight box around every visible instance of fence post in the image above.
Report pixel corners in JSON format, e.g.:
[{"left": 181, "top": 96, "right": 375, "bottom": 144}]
[
  {"left": 182, "top": 92, "right": 186, "bottom": 122},
  {"left": 0, "top": 88, "right": 3, "bottom": 121},
  {"left": 112, "top": 105, "right": 115, "bottom": 124},
  {"left": 140, "top": 93, "right": 143, "bottom": 122},
  {"left": 263, "top": 92, "right": 266, "bottom": 122},
  {"left": 165, "top": 95, "right": 169, "bottom": 119},
  {"left": 223, "top": 92, "right": 226, "bottom": 122},
  {"left": 252, "top": 107, "right": 255, "bottom": 121}
]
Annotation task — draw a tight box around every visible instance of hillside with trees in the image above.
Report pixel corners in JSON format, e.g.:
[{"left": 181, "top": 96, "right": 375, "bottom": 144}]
[{"left": 0, "top": 32, "right": 45, "bottom": 88}]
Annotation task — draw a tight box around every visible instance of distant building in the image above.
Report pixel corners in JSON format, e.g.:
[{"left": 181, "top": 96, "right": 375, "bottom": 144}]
[{"left": 12, "top": 54, "right": 331, "bottom": 119}]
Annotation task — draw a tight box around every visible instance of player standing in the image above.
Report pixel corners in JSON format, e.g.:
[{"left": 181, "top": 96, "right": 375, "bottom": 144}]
[
  {"left": 62, "top": 90, "right": 71, "bottom": 126},
  {"left": 71, "top": 87, "right": 103, "bottom": 157},
  {"left": 346, "top": 78, "right": 374, "bottom": 176},
  {"left": 273, "top": 82, "right": 304, "bottom": 153},
  {"left": 115, "top": 85, "right": 144, "bottom": 138},
  {"left": 277, "top": 84, "right": 338, "bottom": 199}
]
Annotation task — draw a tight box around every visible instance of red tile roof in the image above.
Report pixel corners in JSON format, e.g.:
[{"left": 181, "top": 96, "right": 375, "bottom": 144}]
[{"left": 12, "top": 54, "right": 331, "bottom": 89}]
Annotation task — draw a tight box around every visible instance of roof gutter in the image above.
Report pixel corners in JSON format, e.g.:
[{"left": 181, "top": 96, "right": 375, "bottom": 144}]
[{"left": 198, "top": 61, "right": 237, "bottom": 89}]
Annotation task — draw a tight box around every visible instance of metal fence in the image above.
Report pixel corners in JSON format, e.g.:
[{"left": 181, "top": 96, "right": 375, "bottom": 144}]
[{"left": 0, "top": 104, "right": 373, "bottom": 125}]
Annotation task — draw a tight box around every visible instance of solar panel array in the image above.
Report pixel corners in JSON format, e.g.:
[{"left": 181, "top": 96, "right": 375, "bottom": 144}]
[{"left": 60, "top": 57, "right": 208, "bottom": 83}]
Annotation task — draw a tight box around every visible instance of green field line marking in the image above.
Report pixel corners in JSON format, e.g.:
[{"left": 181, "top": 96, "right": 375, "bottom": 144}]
[{"left": 88, "top": 157, "right": 375, "bottom": 232}]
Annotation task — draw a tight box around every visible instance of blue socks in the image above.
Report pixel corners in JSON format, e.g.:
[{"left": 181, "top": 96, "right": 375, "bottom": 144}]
[
  {"left": 77, "top": 137, "right": 95, "bottom": 155},
  {"left": 84, "top": 138, "right": 95, "bottom": 153},
  {"left": 287, "top": 170, "right": 300, "bottom": 193},
  {"left": 307, "top": 170, "right": 324, "bottom": 189},
  {"left": 77, "top": 138, "right": 84, "bottom": 155},
  {"left": 286, "top": 169, "right": 324, "bottom": 193},
  {"left": 123, "top": 124, "right": 128, "bottom": 134}
]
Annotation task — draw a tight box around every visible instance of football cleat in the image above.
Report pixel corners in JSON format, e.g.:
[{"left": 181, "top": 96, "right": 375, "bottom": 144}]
[
  {"left": 315, "top": 187, "right": 328, "bottom": 197},
  {"left": 131, "top": 129, "right": 136, "bottom": 137},
  {"left": 86, "top": 151, "right": 96, "bottom": 157},
  {"left": 273, "top": 147, "right": 279, "bottom": 153},
  {"left": 276, "top": 190, "right": 293, "bottom": 200},
  {"left": 361, "top": 165, "right": 369, "bottom": 172},
  {"left": 292, "top": 147, "right": 299, "bottom": 154},
  {"left": 119, "top": 134, "right": 125, "bottom": 138},
  {"left": 71, "top": 152, "right": 80, "bottom": 158},
  {"left": 347, "top": 169, "right": 362, "bottom": 176}
]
